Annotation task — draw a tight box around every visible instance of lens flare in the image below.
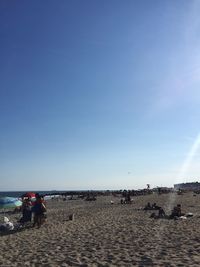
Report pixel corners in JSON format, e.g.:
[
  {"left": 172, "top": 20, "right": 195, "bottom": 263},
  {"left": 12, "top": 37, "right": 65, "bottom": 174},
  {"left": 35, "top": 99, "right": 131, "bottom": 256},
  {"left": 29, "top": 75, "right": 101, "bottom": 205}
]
[{"left": 153, "top": 132, "right": 200, "bottom": 257}]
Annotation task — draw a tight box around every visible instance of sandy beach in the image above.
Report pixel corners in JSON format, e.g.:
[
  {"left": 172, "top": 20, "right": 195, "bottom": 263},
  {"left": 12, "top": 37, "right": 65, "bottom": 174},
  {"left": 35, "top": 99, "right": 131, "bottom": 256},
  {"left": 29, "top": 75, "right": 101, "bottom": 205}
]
[{"left": 0, "top": 192, "right": 200, "bottom": 266}]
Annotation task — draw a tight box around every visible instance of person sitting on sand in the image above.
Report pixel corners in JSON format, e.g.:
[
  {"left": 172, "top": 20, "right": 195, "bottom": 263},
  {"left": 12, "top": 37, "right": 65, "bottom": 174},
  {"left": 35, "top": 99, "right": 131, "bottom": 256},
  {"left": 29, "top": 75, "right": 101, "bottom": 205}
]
[
  {"left": 150, "top": 212, "right": 157, "bottom": 218},
  {"left": 152, "top": 203, "right": 160, "bottom": 210},
  {"left": 126, "top": 193, "right": 131, "bottom": 204},
  {"left": 176, "top": 204, "right": 182, "bottom": 216},
  {"left": 32, "top": 194, "right": 47, "bottom": 228},
  {"left": 158, "top": 207, "right": 166, "bottom": 218},
  {"left": 170, "top": 204, "right": 184, "bottom": 219},
  {"left": 170, "top": 206, "right": 178, "bottom": 219},
  {"left": 144, "top": 202, "right": 152, "bottom": 210}
]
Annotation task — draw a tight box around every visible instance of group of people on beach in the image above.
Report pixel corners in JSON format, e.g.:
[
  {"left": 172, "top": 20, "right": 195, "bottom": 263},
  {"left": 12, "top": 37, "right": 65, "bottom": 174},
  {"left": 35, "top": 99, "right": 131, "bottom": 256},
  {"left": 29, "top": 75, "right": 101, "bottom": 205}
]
[
  {"left": 20, "top": 193, "right": 47, "bottom": 228},
  {"left": 120, "top": 191, "right": 132, "bottom": 204},
  {"left": 144, "top": 202, "right": 160, "bottom": 210},
  {"left": 0, "top": 193, "right": 47, "bottom": 233},
  {"left": 144, "top": 202, "right": 186, "bottom": 220}
]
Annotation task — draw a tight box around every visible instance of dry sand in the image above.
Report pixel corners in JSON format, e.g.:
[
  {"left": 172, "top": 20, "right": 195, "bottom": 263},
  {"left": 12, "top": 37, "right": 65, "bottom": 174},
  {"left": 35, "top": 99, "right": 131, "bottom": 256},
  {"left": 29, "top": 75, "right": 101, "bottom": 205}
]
[{"left": 0, "top": 192, "right": 200, "bottom": 266}]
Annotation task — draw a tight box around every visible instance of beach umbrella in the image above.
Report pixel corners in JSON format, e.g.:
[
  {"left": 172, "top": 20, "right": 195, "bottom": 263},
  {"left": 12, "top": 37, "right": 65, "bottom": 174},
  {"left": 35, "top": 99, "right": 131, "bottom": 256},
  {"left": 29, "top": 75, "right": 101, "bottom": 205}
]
[
  {"left": 21, "top": 192, "right": 35, "bottom": 201},
  {"left": 0, "top": 197, "right": 22, "bottom": 209},
  {"left": 21, "top": 192, "right": 36, "bottom": 199}
]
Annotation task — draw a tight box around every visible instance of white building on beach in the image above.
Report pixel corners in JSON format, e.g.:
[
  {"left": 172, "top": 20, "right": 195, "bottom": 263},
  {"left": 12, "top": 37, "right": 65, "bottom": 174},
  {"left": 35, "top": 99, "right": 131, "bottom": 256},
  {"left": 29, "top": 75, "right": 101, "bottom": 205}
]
[{"left": 174, "top": 182, "right": 200, "bottom": 191}]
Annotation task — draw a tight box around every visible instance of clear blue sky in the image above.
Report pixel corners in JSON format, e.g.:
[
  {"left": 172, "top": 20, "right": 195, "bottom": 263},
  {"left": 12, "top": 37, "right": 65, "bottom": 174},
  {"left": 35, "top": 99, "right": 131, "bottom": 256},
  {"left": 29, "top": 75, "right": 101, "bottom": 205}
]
[{"left": 1, "top": 0, "right": 200, "bottom": 190}]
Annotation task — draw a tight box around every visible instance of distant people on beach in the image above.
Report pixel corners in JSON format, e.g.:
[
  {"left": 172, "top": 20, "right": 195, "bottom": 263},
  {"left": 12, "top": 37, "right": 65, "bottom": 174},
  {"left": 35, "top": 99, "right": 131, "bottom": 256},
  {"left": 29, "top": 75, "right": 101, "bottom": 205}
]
[
  {"left": 177, "top": 189, "right": 183, "bottom": 195},
  {"left": 144, "top": 202, "right": 160, "bottom": 210},
  {"left": 120, "top": 191, "right": 132, "bottom": 204},
  {"left": 144, "top": 203, "right": 152, "bottom": 210},
  {"left": 148, "top": 203, "right": 187, "bottom": 220},
  {"left": 85, "top": 194, "right": 97, "bottom": 201},
  {"left": 149, "top": 207, "right": 166, "bottom": 219},
  {"left": 126, "top": 193, "right": 131, "bottom": 203},
  {"left": 158, "top": 207, "right": 166, "bottom": 218},
  {"left": 144, "top": 202, "right": 166, "bottom": 219},
  {"left": 169, "top": 204, "right": 184, "bottom": 219},
  {"left": 146, "top": 202, "right": 151, "bottom": 209},
  {"left": 152, "top": 203, "right": 160, "bottom": 210},
  {"left": 32, "top": 193, "right": 47, "bottom": 228}
]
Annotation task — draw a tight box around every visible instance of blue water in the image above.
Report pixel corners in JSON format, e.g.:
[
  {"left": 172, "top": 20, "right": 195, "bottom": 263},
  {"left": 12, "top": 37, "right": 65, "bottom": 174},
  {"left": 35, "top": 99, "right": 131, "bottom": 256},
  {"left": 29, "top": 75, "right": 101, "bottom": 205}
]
[
  {"left": 0, "top": 190, "right": 94, "bottom": 198},
  {"left": 0, "top": 191, "right": 64, "bottom": 198}
]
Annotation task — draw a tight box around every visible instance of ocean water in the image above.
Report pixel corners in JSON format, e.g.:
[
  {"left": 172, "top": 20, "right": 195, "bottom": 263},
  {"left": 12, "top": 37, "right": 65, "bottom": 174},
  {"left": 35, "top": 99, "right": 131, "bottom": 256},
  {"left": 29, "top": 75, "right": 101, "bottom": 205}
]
[
  {"left": 0, "top": 191, "right": 63, "bottom": 198},
  {"left": 0, "top": 190, "right": 93, "bottom": 198}
]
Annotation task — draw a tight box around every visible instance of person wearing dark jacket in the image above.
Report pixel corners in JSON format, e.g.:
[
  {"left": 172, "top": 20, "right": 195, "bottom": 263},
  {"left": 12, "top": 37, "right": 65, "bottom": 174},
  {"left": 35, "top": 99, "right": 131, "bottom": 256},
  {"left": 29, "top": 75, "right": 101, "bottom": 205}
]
[
  {"left": 20, "top": 198, "right": 32, "bottom": 224},
  {"left": 32, "top": 194, "right": 46, "bottom": 228}
]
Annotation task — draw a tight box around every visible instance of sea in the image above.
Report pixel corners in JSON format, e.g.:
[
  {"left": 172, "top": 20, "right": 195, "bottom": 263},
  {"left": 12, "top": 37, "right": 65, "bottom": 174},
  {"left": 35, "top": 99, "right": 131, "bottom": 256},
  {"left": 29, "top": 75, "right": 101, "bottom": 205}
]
[
  {"left": 0, "top": 191, "right": 66, "bottom": 198},
  {"left": 0, "top": 190, "right": 96, "bottom": 198}
]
